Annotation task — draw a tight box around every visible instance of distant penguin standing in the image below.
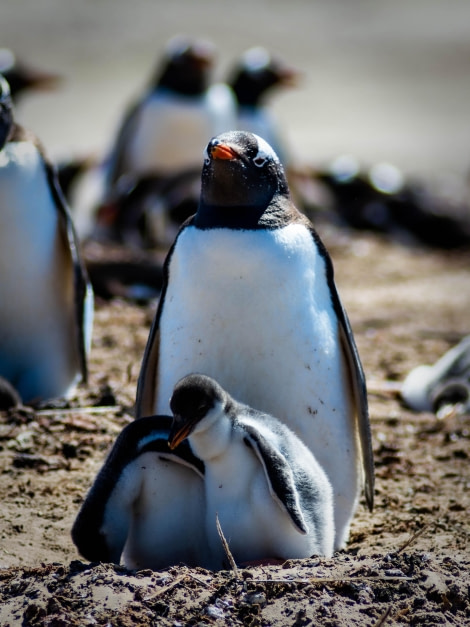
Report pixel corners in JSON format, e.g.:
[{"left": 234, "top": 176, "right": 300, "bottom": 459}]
[
  {"left": 72, "top": 415, "right": 208, "bottom": 570},
  {"left": 0, "top": 75, "right": 93, "bottom": 404},
  {"left": 96, "top": 36, "right": 236, "bottom": 246},
  {"left": 228, "top": 47, "right": 299, "bottom": 164},
  {"left": 169, "top": 374, "right": 335, "bottom": 567},
  {"left": 136, "top": 130, "right": 374, "bottom": 549}
]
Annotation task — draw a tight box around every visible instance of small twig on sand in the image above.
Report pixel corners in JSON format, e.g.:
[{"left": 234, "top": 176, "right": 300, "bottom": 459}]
[
  {"left": 394, "top": 524, "right": 431, "bottom": 555},
  {"left": 216, "top": 513, "right": 238, "bottom": 579},
  {"left": 146, "top": 574, "right": 188, "bottom": 599},
  {"left": 373, "top": 606, "right": 392, "bottom": 627},
  {"left": 35, "top": 405, "right": 122, "bottom": 416},
  {"left": 185, "top": 571, "right": 214, "bottom": 588}
]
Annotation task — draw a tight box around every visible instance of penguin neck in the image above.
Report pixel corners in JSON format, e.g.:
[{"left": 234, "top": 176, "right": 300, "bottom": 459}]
[
  {"left": 189, "top": 406, "right": 234, "bottom": 461},
  {"left": 154, "top": 69, "right": 207, "bottom": 97},
  {"left": 194, "top": 193, "right": 294, "bottom": 231}
]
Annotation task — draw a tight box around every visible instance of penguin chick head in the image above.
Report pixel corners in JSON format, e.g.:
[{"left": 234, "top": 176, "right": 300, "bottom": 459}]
[
  {"left": 168, "top": 373, "right": 229, "bottom": 450},
  {"left": 198, "top": 131, "right": 290, "bottom": 227},
  {"left": 0, "top": 74, "right": 13, "bottom": 150}
]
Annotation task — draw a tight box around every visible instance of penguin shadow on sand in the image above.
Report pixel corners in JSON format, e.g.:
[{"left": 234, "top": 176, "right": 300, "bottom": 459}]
[
  {"left": 72, "top": 374, "right": 335, "bottom": 571},
  {"left": 73, "top": 130, "right": 374, "bottom": 570},
  {"left": 0, "top": 74, "right": 93, "bottom": 409}
]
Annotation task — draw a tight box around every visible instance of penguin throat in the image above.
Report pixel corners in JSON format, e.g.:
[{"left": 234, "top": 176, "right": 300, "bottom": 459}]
[
  {"left": 195, "top": 194, "right": 293, "bottom": 230},
  {"left": 190, "top": 409, "right": 233, "bottom": 461}
]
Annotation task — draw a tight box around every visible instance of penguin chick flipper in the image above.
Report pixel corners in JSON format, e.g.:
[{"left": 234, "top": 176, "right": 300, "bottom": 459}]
[{"left": 243, "top": 428, "right": 308, "bottom": 534}]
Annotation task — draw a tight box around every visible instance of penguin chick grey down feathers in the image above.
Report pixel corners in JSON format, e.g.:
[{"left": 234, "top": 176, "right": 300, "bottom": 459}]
[
  {"left": 0, "top": 75, "right": 93, "bottom": 404},
  {"left": 71, "top": 415, "right": 208, "bottom": 571},
  {"left": 136, "top": 130, "right": 374, "bottom": 550},
  {"left": 169, "top": 374, "right": 335, "bottom": 567}
]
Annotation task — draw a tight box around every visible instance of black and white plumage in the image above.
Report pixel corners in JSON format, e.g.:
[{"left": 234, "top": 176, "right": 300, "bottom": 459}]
[
  {"left": 93, "top": 36, "right": 236, "bottom": 247},
  {"left": 401, "top": 335, "right": 470, "bottom": 415},
  {"left": 0, "top": 75, "right": 93, "bottom": 404},
  {"left": 169, "top": 374, "right": 335, "bottom": 566},
  {"left": 136, "top": 130, "right": 374, "bottom": 549},
  {"left": 71, "top": 415, "right": 208, "bottom": 570}
]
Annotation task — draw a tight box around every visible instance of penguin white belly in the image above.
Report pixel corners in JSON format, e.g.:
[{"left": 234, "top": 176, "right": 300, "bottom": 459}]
[
  {"left": 128, "top": 86, "right": 236, "bottom": 175},
  {"left": 0, "top": 142, "right": 81, "bottom": 402},
  {"left": 157, "top": 223, "right": 360, "bottom": 546},
  {"left": 201, "top": 439, "right": 317, "bottom": 567},
  {"left": 114, "top": 453, "right": 208, "bottom": 570}
]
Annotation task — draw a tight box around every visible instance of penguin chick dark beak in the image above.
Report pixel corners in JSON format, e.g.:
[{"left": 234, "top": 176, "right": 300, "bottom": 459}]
[
  {"left": 211, "top": 143, "right": 238, "bottom": 161},
  {"left": 168, "top": 415, "right": 194, "bottom": 450}
]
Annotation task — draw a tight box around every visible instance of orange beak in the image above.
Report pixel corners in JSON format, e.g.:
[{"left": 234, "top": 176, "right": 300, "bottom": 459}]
[
  {"left": 168, "top": 418, "right": 193, "bottom": 450},
  {"left": 211, "top": 143, "right": 237, "bottom": 160}
]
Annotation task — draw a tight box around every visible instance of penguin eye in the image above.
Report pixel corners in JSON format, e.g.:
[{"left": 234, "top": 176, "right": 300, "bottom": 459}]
[
  {"left": 195, "top": 403, "right": 209, "bottom": 418},
  {"left": 253, "top": 155, "right": 267, "bottom": 167}
]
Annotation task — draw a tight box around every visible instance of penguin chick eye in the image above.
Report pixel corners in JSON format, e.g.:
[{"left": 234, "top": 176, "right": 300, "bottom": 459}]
[
  {"left": 196, "top": 403, "right": 209, "bottom": 416},
  {"left": 253, "top": 155, "right": 267, "bottom": 167}
]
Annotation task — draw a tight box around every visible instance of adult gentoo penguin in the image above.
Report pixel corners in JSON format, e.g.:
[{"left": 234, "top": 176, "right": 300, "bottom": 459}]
[
  {"left": 228, "top": 47, "right": 299, "bottom": 164},
  {"left": 136, "top": 130, "right": 374, "bottom": 549},
  {"left": 0, "top": 75, "right": 93, "bottom": 404},
  {"left": 97, "top": 36, "right": 236, "bottom": 246},
  {"left": 72, "top": 415, "right": 208, "bottom": 570},
  {"left": 105, "top": 35, "right": 236, "bottom": 187},
  {"left": 169, "top": 374, "right": 334, "bottom": 566}
]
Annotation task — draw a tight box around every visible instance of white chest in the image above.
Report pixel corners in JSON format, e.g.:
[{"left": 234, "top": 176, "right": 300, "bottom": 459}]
[
  {"left": 128, "top": 85, "right": 236, "bottom": 174},
  {"left": 157, "top": 224, "right": 351, "bottom": 451}
]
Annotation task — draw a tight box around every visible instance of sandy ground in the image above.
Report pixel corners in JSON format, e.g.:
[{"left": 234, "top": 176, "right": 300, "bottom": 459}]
[{"left": 0, "top": 228, "right": 469, "bottom": 625}]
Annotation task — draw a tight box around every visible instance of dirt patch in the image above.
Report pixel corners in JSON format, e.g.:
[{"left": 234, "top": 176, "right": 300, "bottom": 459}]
[{"left": 0, "top": 229, "right": 469, "bottom": 626}]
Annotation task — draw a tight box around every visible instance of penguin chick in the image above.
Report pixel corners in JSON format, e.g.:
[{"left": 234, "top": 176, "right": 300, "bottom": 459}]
[
  {"left": 72, "top": 415, "right": 209, "bottom": 570},
  {"left": 0, "top": 74, "right": 93, "bottom": 404},
  {"left": 169, "top": 373, "right": 335, "bottom": 567},
  {"left": 136, "top": 130, "right": 374, "bottom": 550}
]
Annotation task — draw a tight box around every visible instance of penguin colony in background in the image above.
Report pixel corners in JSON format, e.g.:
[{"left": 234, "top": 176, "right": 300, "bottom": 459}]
[{"left": 0, "top": 75, "right": 93, "bottom": 405}]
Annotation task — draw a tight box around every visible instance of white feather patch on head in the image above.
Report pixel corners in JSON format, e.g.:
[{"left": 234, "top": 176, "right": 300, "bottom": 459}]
[
  {"left": 202, "top": 144, "right": 211, "bottom": 165},
  {"left": 242, "top": 47, "right": 271, "bottom": 72},
  {"left": 252, "top": 133, "right": 280, "bottom": 166}
]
